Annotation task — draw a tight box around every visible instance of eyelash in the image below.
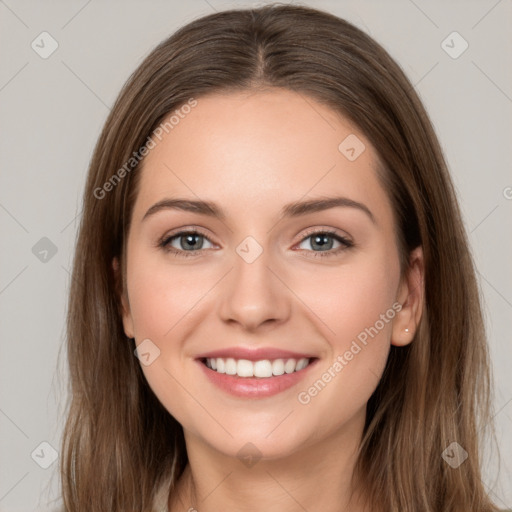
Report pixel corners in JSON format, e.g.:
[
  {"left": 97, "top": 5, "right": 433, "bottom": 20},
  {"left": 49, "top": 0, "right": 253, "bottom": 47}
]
[{"left": 158, "top": 227, "right": 354, "bottom": 259}]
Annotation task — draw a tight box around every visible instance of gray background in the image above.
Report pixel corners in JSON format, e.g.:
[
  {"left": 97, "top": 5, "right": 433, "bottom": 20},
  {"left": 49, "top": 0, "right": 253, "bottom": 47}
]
[{"left": 0, "top": 0, "right": 511, "bottom": 510}]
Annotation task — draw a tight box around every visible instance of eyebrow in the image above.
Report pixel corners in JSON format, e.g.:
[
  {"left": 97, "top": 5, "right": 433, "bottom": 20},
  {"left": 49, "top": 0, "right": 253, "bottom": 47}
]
[{"left": 142, "top": 196, "right": 376, "bottom": 224}]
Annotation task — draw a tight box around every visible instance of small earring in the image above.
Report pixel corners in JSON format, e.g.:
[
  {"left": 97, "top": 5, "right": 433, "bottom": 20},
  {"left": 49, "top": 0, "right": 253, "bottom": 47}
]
[{"left": 404, "top": 328, "right": 409, "bottom": 333}]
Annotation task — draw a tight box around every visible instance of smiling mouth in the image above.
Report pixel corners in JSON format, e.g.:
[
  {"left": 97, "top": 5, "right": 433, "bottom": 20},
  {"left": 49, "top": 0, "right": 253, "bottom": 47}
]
[{"left": 199, "top": 357, "right": 318, "bottom": 378}]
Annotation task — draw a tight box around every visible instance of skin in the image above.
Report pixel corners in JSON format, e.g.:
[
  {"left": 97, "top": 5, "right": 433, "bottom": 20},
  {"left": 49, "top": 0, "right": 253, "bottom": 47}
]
[{"left": 113, "top": 88, "right": 424, "bottom": 512}]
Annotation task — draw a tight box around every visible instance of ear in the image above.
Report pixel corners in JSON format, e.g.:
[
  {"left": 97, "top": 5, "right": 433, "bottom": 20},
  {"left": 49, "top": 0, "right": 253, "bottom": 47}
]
[
  {"left": 391, "top": 246, "right": 424, "bottom": 347},
  {"left": 112, "top": 257, "right": 134, "bottom": 339}
]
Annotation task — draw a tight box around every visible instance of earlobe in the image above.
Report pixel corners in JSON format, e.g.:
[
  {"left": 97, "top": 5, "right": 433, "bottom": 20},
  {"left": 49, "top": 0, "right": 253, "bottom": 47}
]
[
  {"left": 391, "top": 246, "right": 425, "bottom": 347},
  {"left": 112, "top": 257, "right": 135, "bottom": 339}
]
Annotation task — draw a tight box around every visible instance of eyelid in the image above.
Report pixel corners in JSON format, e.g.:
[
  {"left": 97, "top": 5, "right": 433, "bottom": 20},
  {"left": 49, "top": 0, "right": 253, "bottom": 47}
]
[
  {"left": 158, "top": 225, "right": 215, "bottom": 244},
  {"left": 294, "top": 225, "right": 353, "bottom": 246},
  {"left": 158, "top": 225, "right": 354, "bottom": 257},
  {"left": 159, "top": 225, "right": 351, "bottom": 244}
]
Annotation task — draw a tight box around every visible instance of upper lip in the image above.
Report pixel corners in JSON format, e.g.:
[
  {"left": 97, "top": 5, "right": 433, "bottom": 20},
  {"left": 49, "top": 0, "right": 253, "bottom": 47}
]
[{"left": 195, "top": 347, "right": 317, "bottom": 361}]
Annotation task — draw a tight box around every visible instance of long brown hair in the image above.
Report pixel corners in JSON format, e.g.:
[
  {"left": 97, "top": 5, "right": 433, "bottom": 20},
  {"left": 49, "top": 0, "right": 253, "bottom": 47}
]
[{"left": 60, "top": 4, "right": 501, "bottom": 511}]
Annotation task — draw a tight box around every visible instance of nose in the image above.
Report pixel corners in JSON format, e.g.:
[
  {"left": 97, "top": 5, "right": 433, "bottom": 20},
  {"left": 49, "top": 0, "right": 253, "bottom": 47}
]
[{"left": 218, "top": 245, "right": 291, "bottom": 332}]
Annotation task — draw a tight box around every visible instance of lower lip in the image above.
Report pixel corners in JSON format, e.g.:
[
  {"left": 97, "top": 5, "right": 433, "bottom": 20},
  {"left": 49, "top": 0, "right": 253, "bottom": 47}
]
[{"left": 196, "top": 358, "right": 318, "bottom": 399}]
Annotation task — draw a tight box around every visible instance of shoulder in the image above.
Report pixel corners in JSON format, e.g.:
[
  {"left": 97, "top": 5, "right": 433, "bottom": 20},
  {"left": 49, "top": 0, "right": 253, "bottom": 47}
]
[{"left": 52, "top": 484, "right": 170, "bottom": 512}]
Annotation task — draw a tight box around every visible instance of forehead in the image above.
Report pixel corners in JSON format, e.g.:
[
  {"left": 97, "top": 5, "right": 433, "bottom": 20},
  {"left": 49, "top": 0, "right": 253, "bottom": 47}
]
[{"left": 132, "top": 89, "right": 392, "bottom": 225}]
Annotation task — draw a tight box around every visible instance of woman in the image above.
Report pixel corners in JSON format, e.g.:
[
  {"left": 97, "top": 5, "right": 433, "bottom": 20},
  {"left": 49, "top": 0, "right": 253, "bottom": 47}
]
[{"left": 61, "top": 4, "right": 504, "bottom": 511}]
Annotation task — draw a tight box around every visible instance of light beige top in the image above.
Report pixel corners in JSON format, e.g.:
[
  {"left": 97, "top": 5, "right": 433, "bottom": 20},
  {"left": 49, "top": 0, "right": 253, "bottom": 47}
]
[
  {"left": 153, "top": 478, "right": 170, "bottom": 512},
  {"left": 149, "top": 478, "right": 512, "bottom": 512}
]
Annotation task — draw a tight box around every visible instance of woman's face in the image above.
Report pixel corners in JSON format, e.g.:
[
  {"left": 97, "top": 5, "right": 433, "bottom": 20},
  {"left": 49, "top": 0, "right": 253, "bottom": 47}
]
[{"left": 117, "top": 88, "right": 421, "bottom": 461}]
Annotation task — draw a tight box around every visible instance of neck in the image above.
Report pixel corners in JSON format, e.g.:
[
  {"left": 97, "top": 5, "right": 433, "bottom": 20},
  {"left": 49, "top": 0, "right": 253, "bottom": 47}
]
[{"left": 168, "top": 411, "right": 372, "bottom": 512}]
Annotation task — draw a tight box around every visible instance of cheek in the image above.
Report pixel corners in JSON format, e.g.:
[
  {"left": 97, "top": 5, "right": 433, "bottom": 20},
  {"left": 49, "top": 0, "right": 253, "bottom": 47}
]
[
  {"left": 294, "top": 251, "right": 400, "bottom": 404},
  {"left": 126, "top": 251, "right": 207, "bottom": 341},
  {"left": 301, "top": 251, "right": 400, "bottom": 344},
  {"left": 126, "top": 253, "right": 214, "bottom": 427}
]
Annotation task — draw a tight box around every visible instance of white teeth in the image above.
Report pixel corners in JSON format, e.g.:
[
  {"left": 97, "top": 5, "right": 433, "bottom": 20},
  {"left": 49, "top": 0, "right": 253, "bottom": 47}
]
[
  {"left": 284, "top": 359, "right": 296, "bottom": 374},
  {"left": 254, "top": 360, "right": 273, "bottom": 378},
  {"left": 204, "top": 357, "right": 312, "bottom": 378},
  {"left": 272, "top": 359, "right": 285, "bottom": 376},
  {"left": 216, "top": 358, "right": 225, "bottom": 374},
  {"left": 237, "top": 359, "right": 254, "bottom": 377},
  {"left": 296, "top": 358, "right": 309, "bottom": 370},
  {"left": 225, "top": 358, "right": 237, "bottom": 375}
]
